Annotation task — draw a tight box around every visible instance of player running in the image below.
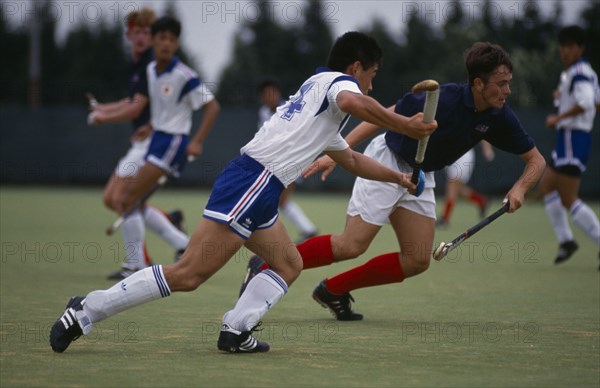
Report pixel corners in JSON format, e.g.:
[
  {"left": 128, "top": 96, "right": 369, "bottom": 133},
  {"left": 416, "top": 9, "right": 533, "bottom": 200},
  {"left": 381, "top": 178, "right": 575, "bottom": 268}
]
[
  {"left": 240, "top": 42, "right": 546, "bottom": 321},
  {"left": 87, "top": 8, "right": 190, "bottom": 279},
  {"left": 539, "top": 25, "right": 600, "bottom": 266},
  {"left": 257, "top": 79, "right": 319, "bottom": 243},
  {"left": 49, "top": 31, "right": 435, "bottom": 354}
]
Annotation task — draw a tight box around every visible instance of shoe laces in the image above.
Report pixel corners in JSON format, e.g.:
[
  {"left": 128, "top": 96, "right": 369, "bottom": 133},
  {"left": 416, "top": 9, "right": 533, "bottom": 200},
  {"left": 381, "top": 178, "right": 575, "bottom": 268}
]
[{"left": 250, "top": 321, "right": 264, "bottom": 333}]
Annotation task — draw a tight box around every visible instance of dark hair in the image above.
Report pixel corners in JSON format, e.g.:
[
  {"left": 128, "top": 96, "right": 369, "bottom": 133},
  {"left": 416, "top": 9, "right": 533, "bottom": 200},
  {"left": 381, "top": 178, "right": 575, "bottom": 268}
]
[
  {"left": 151, "top": 16, "right": 181, "bottom": 38},
  {"left": 558, "top": 25, "right": 585, "bottom": 47},
  {"left": 258, "top": 79, "right": 280, "bottom": 93},
  {"left": 465, "top": 42, "right": 513, "bottom": 85},
  {"left": 326, "top": 31, "right": 383, "bottom": 72}
]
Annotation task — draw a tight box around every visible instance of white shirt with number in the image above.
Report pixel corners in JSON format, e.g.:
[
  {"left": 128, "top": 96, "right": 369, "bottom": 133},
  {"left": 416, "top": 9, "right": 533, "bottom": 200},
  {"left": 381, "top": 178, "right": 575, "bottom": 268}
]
[
  {"left": 556, "top": 58, "right": 598, "bottom": 132},
  {"left": 241, "top": 68, "right": 361, "bottom": 187},
  {"left": 147, "top": 58, "right": 215, "bottom": 135}
]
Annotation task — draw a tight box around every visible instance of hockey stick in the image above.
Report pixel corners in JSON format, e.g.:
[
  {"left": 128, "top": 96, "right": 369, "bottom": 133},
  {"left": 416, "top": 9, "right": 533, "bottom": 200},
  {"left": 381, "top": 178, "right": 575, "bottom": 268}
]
[
  {"left": 105, "top": 175, "right": 168, "bottom": 236},
  {"left": 432, "top": 201, "right": 510, "bottom": 261},
  {"left": 410, "top": 80, "right": 440, "bottom": 196}
]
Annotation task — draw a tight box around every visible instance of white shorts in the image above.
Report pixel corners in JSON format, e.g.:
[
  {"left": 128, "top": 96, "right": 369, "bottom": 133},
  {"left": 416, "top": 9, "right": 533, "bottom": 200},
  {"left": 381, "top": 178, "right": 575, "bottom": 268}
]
[
  {"left": 114, "top": 138, "right": 151, "bottom": 178},
  {"left": 347, "top": 134, "right": 436, "bottom": 226},
  {"left": 445, "top": 148, "right": 475, "bottom": 183}
]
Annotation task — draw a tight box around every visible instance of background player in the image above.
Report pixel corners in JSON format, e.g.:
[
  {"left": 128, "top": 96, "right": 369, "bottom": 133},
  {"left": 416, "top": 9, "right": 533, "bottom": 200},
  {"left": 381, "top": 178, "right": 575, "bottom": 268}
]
[
  {"left": 257, "top": 79, "right": 318, "bottom": 242},
  {"left": 93, "top": 16, "right": 220, "bottom": 278},
  {"left": 241, "top": 42, "right": 546, "bottom": 321},
  {"left": 49, "top": 31, "right": 436, "bottom": 354},
  {"left": 436, "top": 141, "right": 495, "bottom": 228},
  {"left": 87, "top": 8, "right": 189, "bottom": 279},
  {"left": 539, "top": 25, "right": 600, "bottom": 266}
]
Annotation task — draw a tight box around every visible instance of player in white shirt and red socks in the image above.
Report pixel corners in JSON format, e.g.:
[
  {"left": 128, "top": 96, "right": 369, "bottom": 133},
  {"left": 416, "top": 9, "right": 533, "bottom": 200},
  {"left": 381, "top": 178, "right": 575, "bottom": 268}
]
[
  {"left": 50, "top": 30, "right": 436, "bottom": 354},
  {"left": 539, "top": 25, "right": 600, "bottom": 266}
]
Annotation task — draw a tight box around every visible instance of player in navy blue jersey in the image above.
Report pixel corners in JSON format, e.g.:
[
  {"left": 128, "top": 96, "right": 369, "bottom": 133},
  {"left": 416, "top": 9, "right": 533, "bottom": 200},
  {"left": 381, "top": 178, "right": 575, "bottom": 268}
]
[
  {"left": 87, "top": 9, "right": 191, "bottom": 279},
  {"left": 49, "top": 31, "right": 436, "bottom": 354},
  {"left": 240, "top": 42, "right": 546, "bottom": 321},
  {"left": 539, "top": 26, "right": 599, "bottom": 266}
]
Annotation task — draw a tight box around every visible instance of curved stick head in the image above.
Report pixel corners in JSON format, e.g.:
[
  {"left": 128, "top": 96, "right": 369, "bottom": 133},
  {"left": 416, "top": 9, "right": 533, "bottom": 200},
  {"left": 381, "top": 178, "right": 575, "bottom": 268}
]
[{"left": 412, "top": 79, "right": 440, "bottom": 93}]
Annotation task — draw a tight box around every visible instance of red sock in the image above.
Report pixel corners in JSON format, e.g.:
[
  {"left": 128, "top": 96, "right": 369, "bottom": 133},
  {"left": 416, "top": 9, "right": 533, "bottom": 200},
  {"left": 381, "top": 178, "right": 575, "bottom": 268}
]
[
  {"left": 297, "top": 234, "right": 335, "bottom": 269},
  {"left": 256, "top": 234, "right": 335, "bottom": 271},
  {"left": 467, "top": 190, "right": 486, "bottom": 208},
  {"left": 143, "top": 242, "right": 152, "bottom": 266},
  {"left": 325, "top": 252, "right": 405, "bottom": 295},
  {"left": 442, "top": 199, "right": 455, "bottom": 222}
]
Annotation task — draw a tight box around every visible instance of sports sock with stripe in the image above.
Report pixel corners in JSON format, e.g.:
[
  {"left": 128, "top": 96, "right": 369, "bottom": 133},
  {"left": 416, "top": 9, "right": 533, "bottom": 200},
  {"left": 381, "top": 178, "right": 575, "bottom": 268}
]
[
  {"left": 121, "top": 210, "right": 147, "bottom": 270},
  {"left": 570, "top": 199, "right": 600, "bottom": 246},
  {"left": 83, "top": 265, "right": 171, "bottom": 326},
  {"left": 222, "top": 269, "right": 287, "bottom": 332},
  {"left": 544, "top": 191, "right": 574, "bottom": 243},
  {"left": 280, "top": 200, "right": 317, "bottom": 236},
  {"left": 143, "top": 206, "right": 189, "bottom": 251}
]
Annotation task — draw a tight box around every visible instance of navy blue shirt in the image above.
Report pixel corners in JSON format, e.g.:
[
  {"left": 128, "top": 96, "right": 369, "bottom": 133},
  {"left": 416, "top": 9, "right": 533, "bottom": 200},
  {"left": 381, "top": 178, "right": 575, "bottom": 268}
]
[
  {"left": 385, "top": 83, "right": 535, "bottom": 171},
  {"left": 128, "top": 47, "right": 153, "bottom": 130}
]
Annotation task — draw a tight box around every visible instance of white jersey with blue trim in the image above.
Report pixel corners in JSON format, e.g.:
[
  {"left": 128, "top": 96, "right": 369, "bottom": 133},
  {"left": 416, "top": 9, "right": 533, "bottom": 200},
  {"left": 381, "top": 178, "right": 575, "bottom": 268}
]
[
  {"left": 556, "top": 59, "right": 598, "bottom": 132},
  {"left": 147, "top": 58, "right": 215, "bottom": 135},
  {"left": 241, "top": 68, "right": 360, "bottom": 187}
]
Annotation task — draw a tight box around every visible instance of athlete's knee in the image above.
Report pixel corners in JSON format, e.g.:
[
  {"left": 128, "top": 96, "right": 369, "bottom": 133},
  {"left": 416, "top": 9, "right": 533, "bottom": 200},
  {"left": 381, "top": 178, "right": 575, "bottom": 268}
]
[
  {"left": 170, "top": 266, "right": 206, "bottom": 291},
  {"left": 333, "top": 237, "right": 370, "bottom": 260},
  {"left": 114, "top": 192, "right": 135, "bottom": 213},
  {"left": 402, "top": 251, "right": 431, "bottom": 276},
  {"left": 269, "top": 252, "right": 303, "bottom": 286},
  {"left": 102, "top": 191, "right": 117, "bottom": 211},
  {"left": 410, "top": 258, "right": 430, "bottom": 275},
  {"left": 560, "top": 196, "right": 577, "bottom": 209}
]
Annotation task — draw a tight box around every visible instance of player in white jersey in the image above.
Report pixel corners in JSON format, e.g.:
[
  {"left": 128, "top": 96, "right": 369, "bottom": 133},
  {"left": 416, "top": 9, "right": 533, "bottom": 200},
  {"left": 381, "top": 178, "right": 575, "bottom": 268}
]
[
  {"left": 86, "top": 8, "right": 190, "bottom": 279},
  {"left": 539, "top": 26, "right": 600, "bottom": 266},
  {"left": 254, "top": 79, "right": 318, "bottom": 244},
  {"left": 49, "top": 31, "right": 436, "bottom": 354},
  {"left": 96, "top": 16, "right": 219, "bottom": 278}
]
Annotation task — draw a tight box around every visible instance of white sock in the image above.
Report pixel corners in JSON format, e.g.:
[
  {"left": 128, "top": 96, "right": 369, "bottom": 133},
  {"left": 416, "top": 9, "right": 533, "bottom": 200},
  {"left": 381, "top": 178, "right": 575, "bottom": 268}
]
[
  {"left": 570, "top": 199, "right": 600, "bottom": 246},
  {"left": 544, "top": 192, "right": 574, "bottom": 243},
  {"left": 121, "top": 210, "right": 146, "bottom": 269},
  {"left": 81, "top": 265, "right": 171, "bottom": 333},
  {"left": 222, "top": 269, "right": 288, "bottom": 332},
  {"left": 280, "top": 200, "right": 317, "bottom": 236},
  {"left": 143, "top": 206, "right": 189, "bottom": 251}
]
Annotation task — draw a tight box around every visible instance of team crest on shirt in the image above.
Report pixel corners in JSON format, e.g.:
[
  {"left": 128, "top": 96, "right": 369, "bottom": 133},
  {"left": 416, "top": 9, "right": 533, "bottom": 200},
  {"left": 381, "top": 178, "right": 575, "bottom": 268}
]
[
  {"left": 474, "top": 123, "right": 489, "bottom": 133},
  {"left": 161, "top": 84, "right": 173, "bottom": 96}
]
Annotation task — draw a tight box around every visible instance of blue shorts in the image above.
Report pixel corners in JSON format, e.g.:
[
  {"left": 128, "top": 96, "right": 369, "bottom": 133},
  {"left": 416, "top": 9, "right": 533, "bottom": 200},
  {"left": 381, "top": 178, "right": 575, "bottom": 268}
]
[
  {"left": 550, "top": 128, "right": 592, "bottom": 176},
  {"left": 145, "top": 131, "right": 189, "bottom": 178},
  {"left": 203, "top": 154, "right": 284, "bottom": 239}
]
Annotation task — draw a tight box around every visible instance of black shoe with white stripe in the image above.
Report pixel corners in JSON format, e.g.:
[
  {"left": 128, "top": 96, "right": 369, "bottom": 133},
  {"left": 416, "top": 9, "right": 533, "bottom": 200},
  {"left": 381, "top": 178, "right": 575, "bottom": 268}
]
[
  {"left": 312, "top": 280, "right": 363, "bottom": 321},
  {"left": 50, "top": 296, "right": 88, "bottom": 353},
  {"left": 217, "top": 323, "right": 270, "bottom": 353}
]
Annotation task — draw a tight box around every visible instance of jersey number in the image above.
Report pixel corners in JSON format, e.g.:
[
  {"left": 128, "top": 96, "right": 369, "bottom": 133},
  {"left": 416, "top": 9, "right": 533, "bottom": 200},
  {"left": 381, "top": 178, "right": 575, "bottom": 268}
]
[{"left": 281, "top": 81, "right": 315, "bottom": 121}]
